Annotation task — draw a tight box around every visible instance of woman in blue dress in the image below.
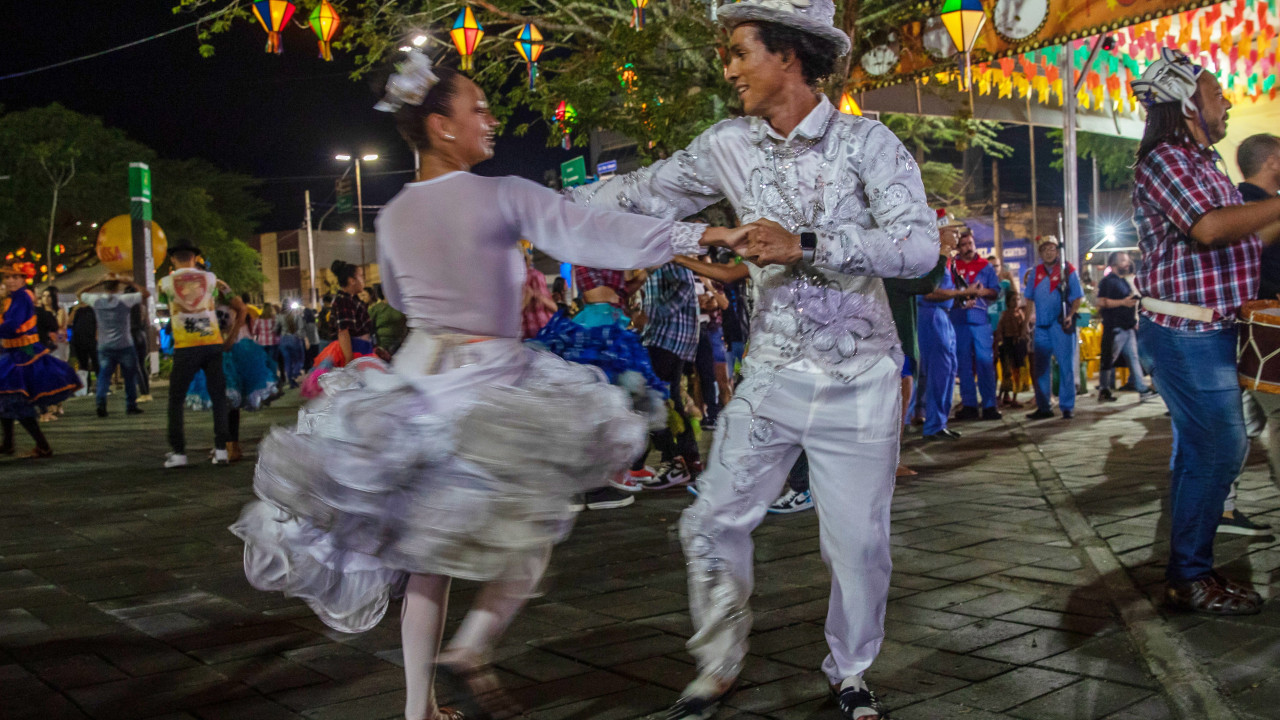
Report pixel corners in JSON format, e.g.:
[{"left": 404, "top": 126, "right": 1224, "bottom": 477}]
[{"left": 0, "top": 263, "right": 81, "bottom": 458}]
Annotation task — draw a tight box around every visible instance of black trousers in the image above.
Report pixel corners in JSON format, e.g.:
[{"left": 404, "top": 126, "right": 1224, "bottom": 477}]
[
  {"left": 168, "top": 345, "right": 230, "bottom": 453},
  {"left": 693, "top": 328, "right": 721, "bottom": 425},
  {"left": 133, "top": 336, "right": 151, "bottom": 396},
  {"left": 633, "top": 345, "right": 700, "bottom": 469}
]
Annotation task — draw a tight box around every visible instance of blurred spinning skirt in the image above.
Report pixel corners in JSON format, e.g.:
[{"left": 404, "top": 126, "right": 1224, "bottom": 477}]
[{"left": 231, "top": 332, "right": 648, "bottom": 633}]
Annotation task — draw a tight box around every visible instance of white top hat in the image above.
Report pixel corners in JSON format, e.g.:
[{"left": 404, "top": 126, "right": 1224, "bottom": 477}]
[{"left": 717, "top": 0, "right": 852, "bottom": 57}]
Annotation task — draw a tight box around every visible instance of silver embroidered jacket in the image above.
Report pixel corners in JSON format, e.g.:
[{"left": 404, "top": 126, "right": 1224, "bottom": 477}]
[{"left": 569, "top": 95, "right": 940, "bottom": 383}]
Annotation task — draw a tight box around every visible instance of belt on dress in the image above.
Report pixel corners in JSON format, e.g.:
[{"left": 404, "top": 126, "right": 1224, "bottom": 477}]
[
  {"left": 2, "top": 333, "right": 39, "bottom": 349},
  {"left": 398, "top": 329, "right": 500, "bottom": 375},
  {"left": 1141, "top": 297, "right": 1219, "bottom": 323}
]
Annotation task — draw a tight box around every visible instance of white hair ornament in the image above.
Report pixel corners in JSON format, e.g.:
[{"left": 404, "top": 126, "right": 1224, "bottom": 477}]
[{"left": 374, "top": 49, "right": 440, "bottom": 112}]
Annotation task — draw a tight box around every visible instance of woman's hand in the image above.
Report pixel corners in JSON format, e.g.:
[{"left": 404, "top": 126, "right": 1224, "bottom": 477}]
[{"left": 700, "top": 226, "right": 750, "bottom": 254}]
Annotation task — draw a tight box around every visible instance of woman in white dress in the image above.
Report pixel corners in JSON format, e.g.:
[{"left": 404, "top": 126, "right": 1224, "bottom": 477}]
[{"left": 231, "top": 51, "right": 742, "bottom": 720}]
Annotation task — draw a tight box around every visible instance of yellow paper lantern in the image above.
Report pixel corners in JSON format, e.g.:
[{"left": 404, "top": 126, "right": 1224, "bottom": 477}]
[
  {"left": 839, "top": 92, "right": 862, "bottom": 115},
  {"left": 96, "top": 215, "right": 168, "bottom": 272}
]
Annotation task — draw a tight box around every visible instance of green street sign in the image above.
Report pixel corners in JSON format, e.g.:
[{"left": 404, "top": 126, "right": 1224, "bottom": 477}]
[
  {"left": 129, "top": 162, "right": 151, "bottom": 201},
  {"left": 129, "top": 162, "right": 152, "bottom": 222},
  {"left": 560, "top": 156, "right": 587, "bottom": 188}
]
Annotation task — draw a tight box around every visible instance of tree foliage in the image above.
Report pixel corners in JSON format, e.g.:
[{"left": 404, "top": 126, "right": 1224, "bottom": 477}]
[
  {"left": 882, "top": 113, "right": 1013, "bottom": 209},
  {"left": 1048, "top": 129, "right": 1139, "bottom": 190},
  {"left": 0, "top": 104, "right": 268, "bottom": 292},
  {"left": 173, "top": 0, "right": 754, "bottom": 159}
]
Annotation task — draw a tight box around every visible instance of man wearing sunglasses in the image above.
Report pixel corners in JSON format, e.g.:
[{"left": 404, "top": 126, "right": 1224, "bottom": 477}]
[{"left": 569, "top": 2, "right": 936, "bottom": 718}]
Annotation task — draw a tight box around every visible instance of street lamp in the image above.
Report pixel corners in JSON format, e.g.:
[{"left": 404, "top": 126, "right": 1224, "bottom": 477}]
[
  {"left": 345, "top": 226, "right": 357, "bottom": 235},
  {"left": 335, "top": 152, "right": 379, "bottom": 265},
  {"left": 334, "top": 152, "right": 379, "bottom": 234}
]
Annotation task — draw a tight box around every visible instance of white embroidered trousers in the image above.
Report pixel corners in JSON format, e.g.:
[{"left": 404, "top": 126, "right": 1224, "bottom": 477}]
[{"left": 679, "top": 356, "right": 900, "bottom": 685}]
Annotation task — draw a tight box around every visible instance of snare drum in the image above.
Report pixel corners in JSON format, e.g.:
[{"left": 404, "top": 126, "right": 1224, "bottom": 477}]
[{"left": 1237, "top": 300, "right": 1280, "bottom": 394}]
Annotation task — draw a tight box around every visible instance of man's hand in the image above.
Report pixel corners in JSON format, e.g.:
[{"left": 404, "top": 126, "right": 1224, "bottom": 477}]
[
  {"left": 939, "top": 227, "right": 959, "bottom": 256},
  {"left": 1123, "top": 296, "right": 1139, "bottom": 308},
  {"left": 743, "top": 219, "right": 802, "bottom": 266}
]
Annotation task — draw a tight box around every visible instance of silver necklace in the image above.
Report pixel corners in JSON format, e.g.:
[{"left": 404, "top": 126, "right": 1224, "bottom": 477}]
[{"left": 766, "top": 111, "right": 835, "bottom": 231}]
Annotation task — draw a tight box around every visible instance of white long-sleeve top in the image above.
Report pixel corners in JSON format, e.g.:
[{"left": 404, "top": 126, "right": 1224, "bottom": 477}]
[
  {"left": 570, "top": 95, "right": 939, "bottom": 383},
  {"left": 375, "top": 172, "right": 704, "bottom": 339}
]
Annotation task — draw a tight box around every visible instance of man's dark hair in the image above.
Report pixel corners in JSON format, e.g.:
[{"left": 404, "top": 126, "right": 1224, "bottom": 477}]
[
  {"left": 171, "top": 249, "right": 196, "bottom": 263},
  {"left": 745, "top": 22, "right": 839, "bottom": 86},
  {"left": 1136, "top": 102, "right": 1196, "bottom": 165},
  {"left": 1238, "top": 133, "right": 1280, "bottom": 179}
]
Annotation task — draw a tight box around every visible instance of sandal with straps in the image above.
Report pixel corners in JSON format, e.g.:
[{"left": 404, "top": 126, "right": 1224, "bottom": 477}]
[
  {"left": 831, "top": 678, "right": 888, "bottom": 720},
  {"left": 1166, "top": 575, "right": 1261, "bottom": 616},
  {"left": 1210, "top": 571, "right": 1263, "bottom": 605},
  {"left": 435, "top": 663, "right": 521, "bottom": 720}
]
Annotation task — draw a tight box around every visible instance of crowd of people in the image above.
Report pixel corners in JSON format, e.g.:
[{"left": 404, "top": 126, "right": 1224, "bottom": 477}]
[{"left": 4, "top": 5, "right": 1280, "bottom": 719}]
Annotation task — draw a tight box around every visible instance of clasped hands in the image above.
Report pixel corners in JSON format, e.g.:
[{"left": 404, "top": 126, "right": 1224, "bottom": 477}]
[{"left": 700, "top": 219, "right": 803, "bottom": 266}]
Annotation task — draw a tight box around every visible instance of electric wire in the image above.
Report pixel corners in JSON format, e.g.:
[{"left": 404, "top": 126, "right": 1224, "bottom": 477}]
[{"left": 0, "top": 7, "right": 232, "bottom": 82}]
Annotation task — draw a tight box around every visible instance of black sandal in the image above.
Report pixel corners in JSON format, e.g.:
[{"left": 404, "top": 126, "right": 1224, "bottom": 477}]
[
  {"left": 831, "top": 680, "right": 888, "bottom": 720},
  {"left": 435, "top": 663, "right": 521, "bottom": 720},
  {"left": 1165, "top": 576, "right": 1260, "bottom": 616},
  {"left": 667, "top": 677, "right": 735, "bottom": 720}
]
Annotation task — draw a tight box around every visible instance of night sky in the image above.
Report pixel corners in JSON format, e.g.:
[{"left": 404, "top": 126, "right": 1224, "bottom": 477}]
[
  {"left": 6, "top": 4, "right": 1083, "bottom": 238},
  {"left": 5, "top": 3, "right": 578, "bottom": 232}
]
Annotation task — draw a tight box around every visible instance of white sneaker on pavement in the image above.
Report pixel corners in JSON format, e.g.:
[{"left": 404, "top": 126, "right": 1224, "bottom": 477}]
[
  {"left": 212, "top": 449, "right": 230, "bottom": 466},
  {"left": 768, "top": 488, "right": 814, "bottom": 514},
  {"left": 164, "top": 452, "right": 189, "bottom": 469}
]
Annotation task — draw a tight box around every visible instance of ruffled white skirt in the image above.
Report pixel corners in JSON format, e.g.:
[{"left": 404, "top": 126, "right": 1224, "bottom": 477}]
[{"left": 230, "top": 333, "right": 648, "bottom": 633}]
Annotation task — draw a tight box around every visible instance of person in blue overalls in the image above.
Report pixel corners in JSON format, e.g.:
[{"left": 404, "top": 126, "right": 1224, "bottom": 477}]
[
  {"left": 1024, "top": 236, "right": 1084, "bottom": 420},
  {"left": 950, "top": 229, "right": 1003, "bottom": 422},
  {"left": 918, "top": 223, "right": 981, "bottom": 440}
]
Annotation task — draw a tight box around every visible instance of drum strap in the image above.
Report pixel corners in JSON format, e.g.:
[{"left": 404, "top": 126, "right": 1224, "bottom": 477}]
[{"left": 1141, "top": 297, "right": 1217, "bottom": 323}]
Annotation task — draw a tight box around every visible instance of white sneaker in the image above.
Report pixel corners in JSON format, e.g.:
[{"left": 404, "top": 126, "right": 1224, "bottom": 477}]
[
  {"left": 164, "top": 452, "right": 189, "bottom": 469},
  {"left": 768, "top": 488, "right": 814, "bottom": 514},
  {"left": 211, "top": 449, "right": 230, "bottom": 465}
]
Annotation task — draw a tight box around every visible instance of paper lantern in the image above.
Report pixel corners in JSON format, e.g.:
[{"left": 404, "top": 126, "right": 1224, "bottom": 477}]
[
  {"left": 940, "top": 0, "right": 987, "bottom": 89},
  {"left": 514, "top": 23, "right": 544, "bottom": 90},
  {"left": 252, "top": 0, "right": 297, "bottom": 55},
  {"left": 309, "top": 1, "right": 341, "bottom": 61},
  {"left": 839, "top": 92, "right": 861, "bottom": 115},
  {"left": 631, "top": 0, "right": 650, "bottom": 30},
  {"left": 96, "top": 216, "right": 168, "bottom": 273},
  {"left": 554, "top": 101, "right": 576, "bottom": 150},
  {"left": 451, "top": 7, "right": 485, "bottom": 71},
  {"left": 940, "top": 0, "right": 985, "bottom": 54}
]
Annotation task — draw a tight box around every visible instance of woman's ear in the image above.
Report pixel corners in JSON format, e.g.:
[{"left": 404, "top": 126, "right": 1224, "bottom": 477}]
[{"left": 426, "top": 113, "right": 454, "bottom": 143}]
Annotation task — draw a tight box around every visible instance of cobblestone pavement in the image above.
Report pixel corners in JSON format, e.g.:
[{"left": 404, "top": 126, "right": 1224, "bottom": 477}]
[{"left": 1, "top": 384, "right": 1277, "bottom": 719}]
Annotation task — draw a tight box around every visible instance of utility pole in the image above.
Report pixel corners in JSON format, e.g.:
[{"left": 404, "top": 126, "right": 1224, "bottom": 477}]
[
  {"left": 305, "top": 190, "right": 318, "bottom": 307},
  {"left": 355, "top": 158, "right": 365, "bottom": 267},
  {"left": 128, "top": 162, "right": 159, "bottom": 378},
  {"left": 1028, "top": 110, "right": 1039, "bottom": 238},
  {"left": 1092, "top": 156, "right": 1102, "bottom": 244},
  {"left": 992, "top": 161, "right": 1002, "bottom": 262}
]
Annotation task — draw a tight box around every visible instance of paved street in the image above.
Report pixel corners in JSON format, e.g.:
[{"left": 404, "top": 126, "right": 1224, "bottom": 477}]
[{"left": 1, "top": 384, "right": 1277, "bottom": 720}]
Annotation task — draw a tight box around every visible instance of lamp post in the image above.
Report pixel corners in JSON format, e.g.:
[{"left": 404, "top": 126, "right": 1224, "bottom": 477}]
[{"left": 334, "top": 153, "right": 379, "bottom": 265}]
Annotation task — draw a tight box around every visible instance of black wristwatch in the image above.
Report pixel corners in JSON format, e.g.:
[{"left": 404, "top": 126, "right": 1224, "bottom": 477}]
[{"left": 799, "top": 231, "right": 817, "bottom": 263}]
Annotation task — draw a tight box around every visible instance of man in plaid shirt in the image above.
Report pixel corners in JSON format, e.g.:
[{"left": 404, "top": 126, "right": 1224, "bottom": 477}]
[
  {"left": 634, "top": 260, "right": 701, "bottom": 488},
  {"left": 1131, "top": 48, "right": 1280, "bottom": 616}
]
